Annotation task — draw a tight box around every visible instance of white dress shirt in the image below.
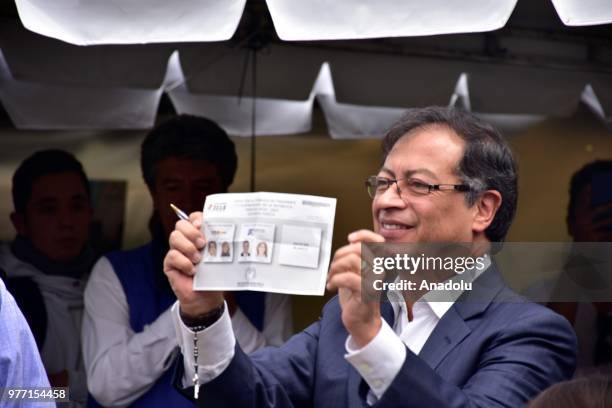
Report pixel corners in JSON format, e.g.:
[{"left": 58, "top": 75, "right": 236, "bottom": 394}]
[
  {"left": 174, "top": 257, "right": 489, "bottom": 404},
  {"left": 82, "top": 256, "right": 292, "bottom": 407},
  {"left": 0, "top": 244, "right": 88, "bottom": 406}
]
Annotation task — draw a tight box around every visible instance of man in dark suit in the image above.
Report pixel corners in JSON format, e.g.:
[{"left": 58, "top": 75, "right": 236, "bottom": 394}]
[{"left": 164, "top": 106, "right": 577, "bottom": 407}]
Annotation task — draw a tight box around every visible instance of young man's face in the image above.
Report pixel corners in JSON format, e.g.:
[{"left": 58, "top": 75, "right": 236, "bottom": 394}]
[
  {"left": 152, "top": 156, "right": 224, "bottom": 238},
  {"left": 14, "top": 171, "right": 92, "bottom": 262},
  {"left": 372, "top": 125, "right": 478, "bottom": 244},
  {"left": 569, "top": 183, "right": 612, "bottom": 242}
]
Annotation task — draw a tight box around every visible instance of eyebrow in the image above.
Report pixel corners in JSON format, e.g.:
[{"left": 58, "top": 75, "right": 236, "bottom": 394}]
[
  {"left": 160, "top": 177, "right": 181, "bottom": 183},
  {"left": 32, "top": 193, "right": 88, "bottom": 205},
  {"left": 379, "top": 167, "right": 439, "bottom": 181},
  {"left": 32, "top": 197, "right": 58, "bottom": 206}
]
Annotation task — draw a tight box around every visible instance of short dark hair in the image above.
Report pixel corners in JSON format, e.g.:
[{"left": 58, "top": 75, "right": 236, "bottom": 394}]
[
  {"left": 141, "top": 115, "right": 237, "bottom": 191},
  {"left": 12, "top": 149, "right": 90, "bottom": 214},
  {"left": 382, "top": 106, "right": 518, "bottom": 242},
  {"left": 567, "top": 160, "right": 612, "bottom": 222},
  {"left": 528, "top": 376, "right": 612, "bottom": 408}
]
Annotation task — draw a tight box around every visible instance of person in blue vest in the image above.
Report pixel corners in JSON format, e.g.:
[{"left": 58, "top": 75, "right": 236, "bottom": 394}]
[{"left": 82, "top": 114, "right": 292, "bottom": 407}]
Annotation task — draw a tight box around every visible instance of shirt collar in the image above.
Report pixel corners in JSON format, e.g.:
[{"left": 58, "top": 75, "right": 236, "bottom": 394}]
[{"left": 387, "top": 254, "right": 491, "bottom": 320}]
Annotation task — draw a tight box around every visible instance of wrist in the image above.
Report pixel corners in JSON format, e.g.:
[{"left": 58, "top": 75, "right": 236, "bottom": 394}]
[
  {"left": 180, "top": 303, "right": 225, "bottom": 329},
  {"left": 350, "top": 317, "right": 382, "bottom": 348},
  {"left": 179, "top": 292, "right": 225, "bottom": 319}
]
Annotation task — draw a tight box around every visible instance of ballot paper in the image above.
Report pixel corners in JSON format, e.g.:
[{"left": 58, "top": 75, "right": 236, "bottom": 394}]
[{"left": 194, "top": 192, "right": 336, "bottom": 296}]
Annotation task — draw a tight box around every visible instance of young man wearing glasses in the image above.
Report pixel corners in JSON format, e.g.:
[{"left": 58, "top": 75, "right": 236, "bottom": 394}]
[{"left": 164, "top": 106, "right": 576, "bottom": 407}]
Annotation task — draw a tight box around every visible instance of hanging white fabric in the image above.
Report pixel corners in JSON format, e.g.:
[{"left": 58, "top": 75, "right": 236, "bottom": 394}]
[
  {"left": 0, "top": 49, "right": 163, "bottom": 129},
  {"left": 14, "top": 0, "right": 246, "bottom": 45},
  {"left": 165, "top": 51, "right": 315, "bottom": 136},
  {"left": 265, "top": 0, "right": 518, "bottom": 40},
  {"left": 581, "top": 84, "right": 612, "bottom": 128},
  {"left": 551, "top": 0, "right": 612, "bottom": 26}
]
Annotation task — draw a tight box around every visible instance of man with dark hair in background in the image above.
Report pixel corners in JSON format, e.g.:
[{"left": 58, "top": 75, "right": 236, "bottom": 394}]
[
  {"left": 82, "top": 114, "right": 292, "bottom": 407},
  {"left": 549, "top": 160, "right": 612, "bottom": 371},
  {"left": 0, "top": 149, "right": 95, "bottom": 406},
  {"left": 165, "top": 107, "right": 576, "bottom": 407}
]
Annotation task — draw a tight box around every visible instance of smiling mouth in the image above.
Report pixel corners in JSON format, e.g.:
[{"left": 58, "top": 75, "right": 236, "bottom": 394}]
[
  {"left": 380, "top": 223, "right": 411, "bottom": 230},
  {"left": 58, "top": 238, "right": 78, "bottom": 246}
]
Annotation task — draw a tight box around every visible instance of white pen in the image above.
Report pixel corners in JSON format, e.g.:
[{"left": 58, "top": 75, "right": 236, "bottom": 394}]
[{"left": 170, "top": 203, "right": 190, "bottom": 221}]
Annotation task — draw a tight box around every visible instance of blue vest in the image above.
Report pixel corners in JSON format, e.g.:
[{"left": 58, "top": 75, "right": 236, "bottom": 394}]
[{"left": 90, "top": 242, "right": 266, "bottom": 407}]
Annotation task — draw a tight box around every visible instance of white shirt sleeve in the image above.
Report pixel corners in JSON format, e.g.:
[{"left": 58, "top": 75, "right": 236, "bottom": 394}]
[
  {"left": 344, "top": 319, "right": 406, "bottom": 402},
  {"left": 81, "top": 257, "right": 178, "bottom": 407},
  {"left": 171, "top": 301, "right": 236, "bottom": 388}
]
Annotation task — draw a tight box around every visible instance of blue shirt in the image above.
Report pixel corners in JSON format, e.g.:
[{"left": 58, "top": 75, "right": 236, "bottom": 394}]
[{"left": 0, "top": 277, "right": 51, "bottom": 404}]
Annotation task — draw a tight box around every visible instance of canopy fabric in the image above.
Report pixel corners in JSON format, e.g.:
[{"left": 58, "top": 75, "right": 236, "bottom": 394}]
[
  {"left": 0, "top": 50, "right": 163, "bottom": 129},
  {"left": 551, "top": 0, "right": 612, "bottom": 26},
  {"left": 266, "top": 0, "right": 517, "bottom": 40},
  {"left": 14, "top": 0, "right": 246, "bottom": 45},
  {"left": 1, "top": 11, "right": 610, "bottom": 135},
  {"left": 166, "top": 52, "right": 314, "bottom": 136},
  {"left": 0, "top": 21, "right": 172, "bottom": 88},
  {"left": 2, "top": 45, "right": 606, "bottom": 135},
  {"left": 14, "top": 0, "right": 612, "bottom": 45}
]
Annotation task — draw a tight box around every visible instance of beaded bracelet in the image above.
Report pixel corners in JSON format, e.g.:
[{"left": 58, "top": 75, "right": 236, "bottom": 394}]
[{"left": 180, "top": 304, "right": 225, "bottom": 399}]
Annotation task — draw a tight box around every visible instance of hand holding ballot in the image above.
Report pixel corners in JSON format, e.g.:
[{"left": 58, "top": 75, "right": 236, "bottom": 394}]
[
  {"left": 164, "top": 211, "right": 224, "bottom": 317},
  {"left": 164, "top": 199, "right": 382, "bottom": 347},
  {"left": 164, "top": 192, "right": 337, "bottom": 319},
  {"left": 327, "top": 229, "right": 386, "bottom": 347}
]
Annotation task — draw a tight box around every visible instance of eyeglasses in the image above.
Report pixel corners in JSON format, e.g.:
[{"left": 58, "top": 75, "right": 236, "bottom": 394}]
[{"left": 365, "top": 175, "right": 470, "bottom": 199}]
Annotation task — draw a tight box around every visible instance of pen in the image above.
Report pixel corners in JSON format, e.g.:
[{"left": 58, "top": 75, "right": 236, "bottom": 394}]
[{"left": 170, "top": 203, "right": 189, "bottom": 221}]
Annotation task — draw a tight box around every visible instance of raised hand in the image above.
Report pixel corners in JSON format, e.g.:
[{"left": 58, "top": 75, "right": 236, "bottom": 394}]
[
  {"left": 163, "top": 212, "right": 224, "bottom": 318},
  {"left": 327, "top": 229, "right": 385, "bottom": 347}
]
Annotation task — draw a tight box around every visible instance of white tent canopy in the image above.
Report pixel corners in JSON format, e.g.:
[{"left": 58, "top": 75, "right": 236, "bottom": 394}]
[
  {"left": 14, "top": 0, "right": 612, "bottom": 45},
  {"left": 1, "top": 42, "right": 608, "bottom": 136},
  {"left": 15, "top": 0, "right": 247, "bottom": 45},
  {"left": 1, "top": 0, "right": 611, "bottom": 136},
  {"left": 551, "top": 0, "right": 612, "bottom": 26}
]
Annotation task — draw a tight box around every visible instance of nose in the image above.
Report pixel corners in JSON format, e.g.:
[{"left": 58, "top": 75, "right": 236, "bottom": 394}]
[
  {"left": 188, "top": 191, "right": 206, "bottom": 214},
  {"left": 374, "top": 183, "right": 407, "bottom": 209},
  {"left": 58, "top": 207, "right": 77, "bottom": 229},
  {"left": 170, "top": 187, "right": 198, "bottom": 215}
]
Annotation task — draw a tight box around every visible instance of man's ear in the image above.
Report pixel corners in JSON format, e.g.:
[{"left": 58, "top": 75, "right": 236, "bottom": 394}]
[
  {"left": 472, "top": 190, "right": 502, "bottom": 234},
  {"left": 10, "top": 211, "right": 27, "bottom": 235},
  {"left": 147, "top": 184, "right": 158, "bottom": 210}
]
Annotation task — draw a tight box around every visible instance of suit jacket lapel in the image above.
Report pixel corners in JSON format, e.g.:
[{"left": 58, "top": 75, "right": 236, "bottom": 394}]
[
  {"left": 417, "top": 307, "right": 471, "bottom": 369},
  {"left": 418, "top": 264, "right": 506, "bottom": 370}
]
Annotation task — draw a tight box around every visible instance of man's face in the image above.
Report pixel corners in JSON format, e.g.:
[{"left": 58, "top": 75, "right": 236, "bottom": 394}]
[
  {"left": 152, "top": 156, "right": 224, "bottom": 238},
  {"left": 570, "top": 184, "right": 612, "bottom": 242},
  {"left": 15, "top": 171, "right": 92, "bottom": 262},
  {"left": 372, "top": 125, "right": 477, "bottom": 244}
]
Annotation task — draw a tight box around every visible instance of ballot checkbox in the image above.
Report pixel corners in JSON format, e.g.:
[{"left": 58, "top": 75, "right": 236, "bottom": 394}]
[{"left": 278, "top": 225, "right": 322, "bottom": 269}]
